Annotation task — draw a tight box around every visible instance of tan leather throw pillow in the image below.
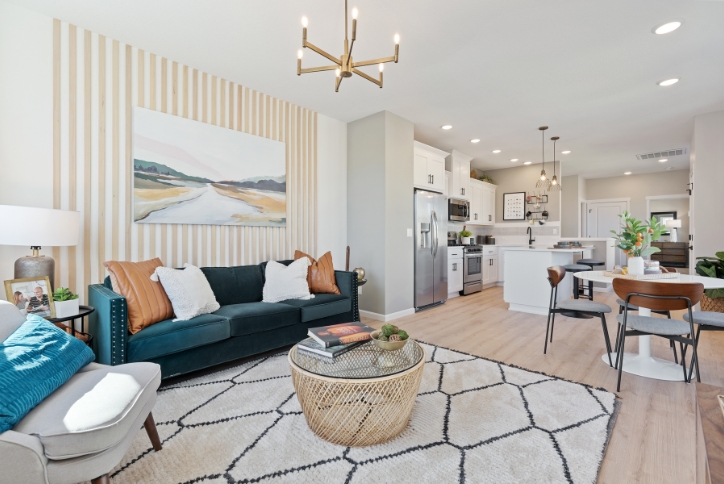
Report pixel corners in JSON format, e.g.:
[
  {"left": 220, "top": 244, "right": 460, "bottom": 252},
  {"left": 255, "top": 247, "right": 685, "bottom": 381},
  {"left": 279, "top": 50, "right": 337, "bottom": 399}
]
[
  {"left": 103, "top": 258, "right": 174, "bottom": 334},
  {"left": 293, "top": 251, "right": 341, "bottom": 295}
]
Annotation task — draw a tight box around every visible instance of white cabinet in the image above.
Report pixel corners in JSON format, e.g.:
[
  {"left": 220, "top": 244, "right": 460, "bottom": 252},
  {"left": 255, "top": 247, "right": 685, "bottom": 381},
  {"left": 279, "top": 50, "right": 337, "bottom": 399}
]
[
  {"left": 469, "top": 179, "right": 496, "bottom": 226},
  {"left": 414, "top": 141, "right": 448, "bottom": 193},
  {"left": 448, "top": 247, "right": 463, "bottom": 295},
  {"left": 482, "top": 183, "right": 496, "bottom": 225},
  {"left": 445, "top": 150, "right": 472, "bottom": 200},
  {"left": 497, "top": 247, "right": 506, "bottom": 284},
  {"left": 482, "top": 246, "right": 498, "bottom": 286},
  {"left": 445, "top": 171, "right": 450, "bottom": 197}
]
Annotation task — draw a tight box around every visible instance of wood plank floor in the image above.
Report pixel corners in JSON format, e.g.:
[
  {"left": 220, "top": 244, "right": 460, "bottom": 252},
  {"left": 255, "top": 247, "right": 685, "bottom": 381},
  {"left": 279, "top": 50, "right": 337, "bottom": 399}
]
[{"left": 361, "top": 286, "right": 723, "bottom": 483}]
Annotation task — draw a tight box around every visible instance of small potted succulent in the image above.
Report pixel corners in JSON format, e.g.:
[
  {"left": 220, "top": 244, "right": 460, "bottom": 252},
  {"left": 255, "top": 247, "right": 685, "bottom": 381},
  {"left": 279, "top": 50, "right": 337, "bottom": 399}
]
[
  {"left": 459, "top": 226, "right": 473, "bottom": 245},
  {"left": 371, "top": 324, "right": 410, "bottom": 351},
  {"left": 611, "top": 211, "right": 666, "bottom": 276},
  {"left": 695, "top": 252, "right": 724, "bottom": 312},
  {"left": 53, "top": 287, "right": 80, "bottom": 318}
]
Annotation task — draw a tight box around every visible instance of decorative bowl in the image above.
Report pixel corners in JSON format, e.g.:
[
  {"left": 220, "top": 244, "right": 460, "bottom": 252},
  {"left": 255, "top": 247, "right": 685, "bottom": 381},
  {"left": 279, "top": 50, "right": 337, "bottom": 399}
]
[{"left": 370, "top": 330, "right": 408, "bottom": 351}]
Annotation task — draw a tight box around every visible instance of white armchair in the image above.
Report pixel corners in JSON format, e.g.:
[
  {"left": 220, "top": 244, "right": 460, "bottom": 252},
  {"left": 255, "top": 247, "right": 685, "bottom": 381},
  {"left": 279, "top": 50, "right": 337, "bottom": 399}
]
[{"left": 0, "top": 300, "right": 162, "bottom": 484}]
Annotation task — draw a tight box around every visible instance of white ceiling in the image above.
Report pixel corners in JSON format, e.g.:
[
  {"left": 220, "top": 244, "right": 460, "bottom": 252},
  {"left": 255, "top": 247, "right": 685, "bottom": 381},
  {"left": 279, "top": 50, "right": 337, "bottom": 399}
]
[{"left": 10, "top": 0, "right": 724, "bottom": 178}]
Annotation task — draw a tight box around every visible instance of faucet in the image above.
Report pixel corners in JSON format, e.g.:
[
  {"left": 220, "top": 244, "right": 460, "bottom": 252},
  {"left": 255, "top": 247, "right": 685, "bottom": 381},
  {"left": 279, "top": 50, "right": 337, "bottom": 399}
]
[{"left": 527, "top": 226, "right": 536, "bottom": 246}]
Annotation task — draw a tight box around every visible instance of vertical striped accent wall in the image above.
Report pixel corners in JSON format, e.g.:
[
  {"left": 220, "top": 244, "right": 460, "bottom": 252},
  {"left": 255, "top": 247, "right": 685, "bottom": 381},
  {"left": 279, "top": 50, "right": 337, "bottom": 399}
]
[{"left": 52, "top": 20, "right": 318, "bottom": 300}]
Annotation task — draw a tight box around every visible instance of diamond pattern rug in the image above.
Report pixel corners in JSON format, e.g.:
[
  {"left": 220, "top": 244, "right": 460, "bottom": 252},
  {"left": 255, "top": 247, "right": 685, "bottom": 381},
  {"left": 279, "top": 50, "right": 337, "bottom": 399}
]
[{"left": 103, "top": 342, "right": 619, "bottom": 484}]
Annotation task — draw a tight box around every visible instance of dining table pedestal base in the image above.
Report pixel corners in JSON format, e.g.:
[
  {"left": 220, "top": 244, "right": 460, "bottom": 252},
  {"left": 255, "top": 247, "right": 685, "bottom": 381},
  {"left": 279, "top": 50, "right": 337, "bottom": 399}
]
[{"left": 601, "top": 351, "right": 685, "bottom": 382}]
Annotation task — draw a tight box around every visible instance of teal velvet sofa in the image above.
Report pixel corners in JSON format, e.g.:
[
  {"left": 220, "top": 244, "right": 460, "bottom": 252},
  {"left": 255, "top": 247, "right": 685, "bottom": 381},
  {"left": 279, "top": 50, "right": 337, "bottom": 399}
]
[{"left": 87, "top": 261, "right": 359, "bottom": 379}]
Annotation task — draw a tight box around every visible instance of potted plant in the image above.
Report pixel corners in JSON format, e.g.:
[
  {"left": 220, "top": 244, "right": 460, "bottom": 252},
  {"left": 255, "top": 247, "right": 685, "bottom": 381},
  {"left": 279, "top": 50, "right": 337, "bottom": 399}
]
[
  {"left": 53, "top": 287, "right": 80, "bottom": 318},
  {"left": 695, "top": 252, "right": 724, "bottom": 312},
  {"left": 459, "top": 227, "right": 473, "bottom": 245},
  {"left": 610, "top": 211, "right": 666, "bottom": 276},
  {"left": 478, "top": 174, "right": 496, "bottom": 185}
]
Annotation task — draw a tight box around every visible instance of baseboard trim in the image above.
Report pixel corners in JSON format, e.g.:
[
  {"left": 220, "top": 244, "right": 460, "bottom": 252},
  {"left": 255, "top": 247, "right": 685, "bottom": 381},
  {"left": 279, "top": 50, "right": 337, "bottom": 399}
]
[{"left": 359, "top": 308, "right": 416, "bottom": 322}]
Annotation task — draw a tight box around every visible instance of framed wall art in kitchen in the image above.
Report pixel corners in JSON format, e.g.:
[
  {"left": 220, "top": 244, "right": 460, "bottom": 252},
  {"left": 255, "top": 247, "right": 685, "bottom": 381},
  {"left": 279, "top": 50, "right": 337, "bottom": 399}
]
[{"left": 503, "top": 192, "right": 526, "bottom": 220}]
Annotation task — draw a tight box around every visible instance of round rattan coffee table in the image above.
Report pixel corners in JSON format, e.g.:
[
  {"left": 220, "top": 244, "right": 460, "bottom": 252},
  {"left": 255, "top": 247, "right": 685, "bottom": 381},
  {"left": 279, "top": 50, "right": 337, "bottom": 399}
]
[{"left": 288, "top": 340, "right": 425, "bottom": 447}]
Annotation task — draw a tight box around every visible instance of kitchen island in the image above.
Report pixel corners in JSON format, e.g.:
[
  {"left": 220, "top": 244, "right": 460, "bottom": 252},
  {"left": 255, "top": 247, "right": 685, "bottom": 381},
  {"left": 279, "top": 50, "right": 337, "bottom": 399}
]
[{"left": 503, "top": 246, "right": 593, "bottom": 315}]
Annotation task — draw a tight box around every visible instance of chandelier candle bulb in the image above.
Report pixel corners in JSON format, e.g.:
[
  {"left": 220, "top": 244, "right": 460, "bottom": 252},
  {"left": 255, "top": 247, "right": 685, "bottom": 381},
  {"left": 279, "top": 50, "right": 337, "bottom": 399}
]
[
  {"left": 302, "top": 16, "right": 308, "bottom": 28},
  {"left": 379, "top": 63, "right": 384, "bottom": 72},
  {"left": 352, "top": 7, "right": 358, "bottom": 19}
]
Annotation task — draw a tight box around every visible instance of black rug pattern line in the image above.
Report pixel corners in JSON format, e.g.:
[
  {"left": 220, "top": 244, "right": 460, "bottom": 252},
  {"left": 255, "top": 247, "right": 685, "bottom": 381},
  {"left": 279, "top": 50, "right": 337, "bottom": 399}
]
[{"left": 102, "top": 342, "right": 620, "bottom": 484}]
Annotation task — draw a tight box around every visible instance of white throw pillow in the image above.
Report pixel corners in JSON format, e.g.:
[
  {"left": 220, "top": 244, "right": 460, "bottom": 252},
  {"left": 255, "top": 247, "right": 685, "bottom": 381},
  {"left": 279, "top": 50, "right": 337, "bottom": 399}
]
[
  {"left": 263, "top": 258, "right": 314, "bottom": 303},
  {"left": 0, "top": 300, "right": 26, "bottom": 342},
  {"left": 150, "top": 263, "right": 220, "bottom": 321}
]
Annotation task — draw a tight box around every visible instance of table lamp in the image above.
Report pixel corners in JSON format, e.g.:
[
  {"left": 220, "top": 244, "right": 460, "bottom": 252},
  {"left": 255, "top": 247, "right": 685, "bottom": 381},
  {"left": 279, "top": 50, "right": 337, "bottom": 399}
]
[
  {"left": 0, "top": 205, "right": 80, "bottom": 289},
  {"left": 666, "top": 219, "right": 682, "bottom": 243}
]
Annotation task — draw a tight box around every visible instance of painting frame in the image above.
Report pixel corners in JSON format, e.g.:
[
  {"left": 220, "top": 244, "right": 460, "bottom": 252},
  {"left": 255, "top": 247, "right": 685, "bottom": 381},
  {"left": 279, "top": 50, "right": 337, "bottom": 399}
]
[
  {"left": 4, "top": 276, "right": 56, "bottom": 319},
  {"left": 503, "top": 192, "right": 526, "bottom": 221}
]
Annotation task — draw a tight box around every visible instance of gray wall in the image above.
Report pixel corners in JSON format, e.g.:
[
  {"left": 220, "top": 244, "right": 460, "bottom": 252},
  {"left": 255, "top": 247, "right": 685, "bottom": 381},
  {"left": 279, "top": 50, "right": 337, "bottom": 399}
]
[
  {"left": 692, "top": 110, "right": 724, "bottom": 259},
  {"left": 585, "top": 170, "right": 689, "bottom": 223},
  {"left": 561, "top": 175, "right": 582, "bottom": 237},
  {"left": 482, "top": 164, "right": 561, "bottom": 223},
  {"left": 347, "top": 111, "right": 414, "bottom": 316}
]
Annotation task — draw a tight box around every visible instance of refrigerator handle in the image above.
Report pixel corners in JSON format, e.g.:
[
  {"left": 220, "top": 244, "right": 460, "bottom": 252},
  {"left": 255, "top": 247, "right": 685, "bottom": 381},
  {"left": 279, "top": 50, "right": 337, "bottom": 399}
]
[{"left": 432, "top": 210, "right": 439, "bottom": 258}]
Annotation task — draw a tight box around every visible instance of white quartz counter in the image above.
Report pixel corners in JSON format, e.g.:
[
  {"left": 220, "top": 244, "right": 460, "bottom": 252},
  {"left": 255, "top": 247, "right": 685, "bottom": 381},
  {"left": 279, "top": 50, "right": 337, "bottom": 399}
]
[{"left": 503, "top": 246, "right": 594, "bottom": 253}]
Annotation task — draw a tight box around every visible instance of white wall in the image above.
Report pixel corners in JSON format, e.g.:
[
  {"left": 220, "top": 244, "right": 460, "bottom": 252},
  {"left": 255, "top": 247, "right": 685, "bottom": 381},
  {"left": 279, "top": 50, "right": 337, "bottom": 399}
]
[
  {"left": 0, "top": 1, "right": 54, "bottom": 292},
  {"left": 317, "top": 114, "right": 348, "bottom": 269}
]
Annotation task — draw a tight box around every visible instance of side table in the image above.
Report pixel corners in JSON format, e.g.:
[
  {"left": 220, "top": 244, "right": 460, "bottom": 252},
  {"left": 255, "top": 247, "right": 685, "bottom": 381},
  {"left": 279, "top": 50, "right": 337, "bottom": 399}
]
[{"left": 47, "top": 305, "right": 95, "bottom": 346}]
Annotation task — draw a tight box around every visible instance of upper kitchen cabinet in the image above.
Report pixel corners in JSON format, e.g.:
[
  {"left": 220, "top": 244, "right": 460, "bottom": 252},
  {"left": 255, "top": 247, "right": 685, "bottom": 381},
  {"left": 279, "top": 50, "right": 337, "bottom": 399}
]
[
  {"left": 482, "top": 182, "right": 496, "bottom": 224},
  {"left": 469, "top": 179, "right": 496, "bottom": 225},
  {"left": 445, "top": 150, "right": 472, "bottom": 200},
  {"left": 413, "top": 141, "right": 448, "bottom": 194}
]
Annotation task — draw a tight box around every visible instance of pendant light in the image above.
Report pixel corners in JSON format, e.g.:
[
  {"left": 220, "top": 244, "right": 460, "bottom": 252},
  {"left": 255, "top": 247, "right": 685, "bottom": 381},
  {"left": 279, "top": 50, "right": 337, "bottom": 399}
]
[
  {"left": 536, "top": 126, "right": 550, "bottom": 189},
  {"left": 549, "top": 136, "right": 561, "bottom": 191}
]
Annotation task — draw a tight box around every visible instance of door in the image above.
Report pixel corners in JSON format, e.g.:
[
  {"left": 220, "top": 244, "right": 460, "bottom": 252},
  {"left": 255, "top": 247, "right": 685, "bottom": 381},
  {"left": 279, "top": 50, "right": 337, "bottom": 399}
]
[
  {"left": 458, "top": 159, "right": 471, "bottom": 199},
  {"left": 464, "top": 254, "right": 482, "bottom": 284},
  {"left": 429, "top": 156, "right": 445, "bottom": 193},
  {"left": 483, "top": 186, "right": 495, "bottom": 224},
  {"left": 449, "top": 258, "right": 463, "bottom": 292},
  {"left": 586, "top": 200, "right": 629, "bottom": 266},
  {"left": 432, "top": 193, "right": 448, "bottom": 303},
  {"left": 414, "top": 152, "right": 430, "bottom": 188},
  {"left": 471, "top": 183, "right": 483, "bottom": 224},
  {"left": 489, "top": 256, "right": 498, "bottom": 284}
]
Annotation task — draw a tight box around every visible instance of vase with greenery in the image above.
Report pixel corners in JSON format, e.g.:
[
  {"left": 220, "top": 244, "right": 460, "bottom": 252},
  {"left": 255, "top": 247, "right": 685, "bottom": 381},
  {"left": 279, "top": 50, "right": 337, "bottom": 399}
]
[
  {"left": 610, "top": 211, "right": 666, "bottom": 275},
  {"left": 53, "top": 287, "right": 80, "bottom": 318},
  {"left": 459, "top": 227, "right": 473, "bottom": 245},
  {"left": 695, "top": 252, "right": 724, "bottom": 312},
  {"left": 479, "top": 174, "right": 496, "bottom": 185}
]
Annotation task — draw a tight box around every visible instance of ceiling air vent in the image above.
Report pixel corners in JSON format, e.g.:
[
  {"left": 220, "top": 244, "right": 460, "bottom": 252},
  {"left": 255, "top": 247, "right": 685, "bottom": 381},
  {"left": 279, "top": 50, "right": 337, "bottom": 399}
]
[{"left": 636, "top": 148, "right": 687, "bottom": 160}]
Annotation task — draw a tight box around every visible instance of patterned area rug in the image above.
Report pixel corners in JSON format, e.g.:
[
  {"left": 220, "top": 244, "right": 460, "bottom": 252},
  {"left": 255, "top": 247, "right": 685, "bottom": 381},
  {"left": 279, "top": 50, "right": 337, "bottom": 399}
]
[{"left": 105, "top": 342, "right": 619, "bottom": 484}]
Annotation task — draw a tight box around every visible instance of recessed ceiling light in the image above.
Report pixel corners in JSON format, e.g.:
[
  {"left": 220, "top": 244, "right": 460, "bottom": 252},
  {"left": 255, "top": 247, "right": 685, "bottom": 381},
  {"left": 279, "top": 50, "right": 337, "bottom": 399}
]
[
  {"left": 562, "top": 150, "right": 571, "bottom": 154},
  {"left": 470, "top": 139, "right": 480, "bottom": 143},
  {"left": 653, "top": 21, "right": 682, "bottom": 35},
  {"left": 441, "top": 125, "right": 452, "bottom": 130},
  {"left": 523, "top": 161, "right": 532, "bottom": 165},
  {"left": 659, "top": 158, "right": 668, "bottom": 163},
  {"left": 492, "top": 149, "right": 501, "bottom": 154},
  {"left": 510, "top": 158, "right": 518, "bottom": 162},
  {"left": 658, "top": 78, "right": 679, "bottom": 87},
  {"left": 624, "top": 172, "right": 632, "bottom": 175}
]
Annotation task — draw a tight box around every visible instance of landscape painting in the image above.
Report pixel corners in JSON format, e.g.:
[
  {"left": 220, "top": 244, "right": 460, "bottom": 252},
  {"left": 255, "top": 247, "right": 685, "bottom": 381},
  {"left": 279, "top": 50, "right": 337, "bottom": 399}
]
[{"left": 132, "top": 107, "right": 286, "bottom": 226}]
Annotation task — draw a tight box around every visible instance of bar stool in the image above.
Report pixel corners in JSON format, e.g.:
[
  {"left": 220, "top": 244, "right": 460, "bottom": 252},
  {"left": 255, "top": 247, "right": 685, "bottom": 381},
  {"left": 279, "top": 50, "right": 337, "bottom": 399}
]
[
  {"left": 578, "top": 259, "right": 605, "bottom": 300},
  {"left": 562, "top": 264, "right": 591, "bottom": 300}
]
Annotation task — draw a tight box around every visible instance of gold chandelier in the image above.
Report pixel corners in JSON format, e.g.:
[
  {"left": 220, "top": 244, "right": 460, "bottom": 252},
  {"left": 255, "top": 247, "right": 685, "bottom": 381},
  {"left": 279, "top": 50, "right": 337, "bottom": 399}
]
[{"left": 297, "top": 0, "right": 400, "bottom": 92}]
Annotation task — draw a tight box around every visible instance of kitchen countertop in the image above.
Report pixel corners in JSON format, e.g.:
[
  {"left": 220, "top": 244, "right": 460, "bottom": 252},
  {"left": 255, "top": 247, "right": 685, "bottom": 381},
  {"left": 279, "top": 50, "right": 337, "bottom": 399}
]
[{"left": 504, "top": 246, "right": 594, "bottom": 253}]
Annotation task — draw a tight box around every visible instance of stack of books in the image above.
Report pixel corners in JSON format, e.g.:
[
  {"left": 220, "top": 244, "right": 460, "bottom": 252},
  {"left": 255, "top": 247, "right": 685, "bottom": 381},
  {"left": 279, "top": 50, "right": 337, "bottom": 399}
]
[{"left": 298, "top": 322, "right": 375, "bottom": 358}]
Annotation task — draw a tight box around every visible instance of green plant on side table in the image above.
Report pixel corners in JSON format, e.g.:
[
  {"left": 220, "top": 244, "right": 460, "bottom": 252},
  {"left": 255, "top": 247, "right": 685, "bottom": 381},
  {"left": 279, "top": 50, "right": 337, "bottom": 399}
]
[
  {"left": 695, "top": 252, "right": 724, "bottom": 312},
  {"left": 53, "top": 287, "right": 80, "bottom": 319},
  {"left": 610, "top": 211, "right": 665, "bottom": 275}
]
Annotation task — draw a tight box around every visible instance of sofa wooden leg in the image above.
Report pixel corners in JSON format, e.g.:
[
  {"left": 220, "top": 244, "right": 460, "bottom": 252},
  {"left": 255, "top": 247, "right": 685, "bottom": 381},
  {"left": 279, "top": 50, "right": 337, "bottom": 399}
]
[
  {"left": 144, "top": 412, "right": 163, "bottom": 452},
  {"left": 91, "top": 474, "right": 110, "bottom": 484}
]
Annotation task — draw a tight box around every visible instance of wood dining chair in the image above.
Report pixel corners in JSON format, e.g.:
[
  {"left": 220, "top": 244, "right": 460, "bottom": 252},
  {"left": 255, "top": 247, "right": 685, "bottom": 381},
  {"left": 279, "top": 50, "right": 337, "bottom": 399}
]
[
  {"left": 612, "top": 278, "right": 704, "bottom": 392},
  {"left": 544, "top": 266, "right": 614, "bottom": 366}
]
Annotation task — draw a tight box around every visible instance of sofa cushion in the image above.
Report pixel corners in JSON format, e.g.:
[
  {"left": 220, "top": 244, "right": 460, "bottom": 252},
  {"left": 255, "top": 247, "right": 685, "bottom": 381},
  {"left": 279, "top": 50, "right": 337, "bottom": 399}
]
[
  {"left": 280, "top": 294, "right": 351, "bottom": 323},
  {"left": 0, "top": 300, "right": 25, "bottom": 342},
  {"left": 103, "top": 258, "right": 174, "bottom": 334},
  {"left": 127, "top": 314, "right": 230, "bottom": 362},
  {"left": 201, "top": 265, "right": 264, "bottom": 306},
  {"left": 214, "top": 302, "right": 301, "bottom": 337},
  {"left": 13, "top": 362, "right": 160, "bottom": 460},
  {"left": 294, "top": 250, "right": 341, "bottom": 295}
]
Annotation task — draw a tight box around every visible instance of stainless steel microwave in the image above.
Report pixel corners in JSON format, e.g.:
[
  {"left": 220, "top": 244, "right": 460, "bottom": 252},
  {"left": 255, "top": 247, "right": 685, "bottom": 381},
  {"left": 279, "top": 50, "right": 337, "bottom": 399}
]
[{"left": 448, "top": 198, "right": 470, "bottom": 222}]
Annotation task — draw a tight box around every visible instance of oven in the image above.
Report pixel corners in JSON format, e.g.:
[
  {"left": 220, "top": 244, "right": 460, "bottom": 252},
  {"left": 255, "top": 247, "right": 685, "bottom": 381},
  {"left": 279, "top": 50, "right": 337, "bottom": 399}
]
[
  {"left": 448, "top": 198, "right": 470, "bottom": 222},
  {"left": 461, "top": 246, "right": 483, "bottom": 295}
]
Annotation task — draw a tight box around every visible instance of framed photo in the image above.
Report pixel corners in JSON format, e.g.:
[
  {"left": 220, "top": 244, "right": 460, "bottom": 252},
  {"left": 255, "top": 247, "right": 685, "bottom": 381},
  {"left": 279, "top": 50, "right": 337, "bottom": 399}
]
[
  {"left": 4, "top": 276, "right": 55, "bottom": 319},
  {"left": 651, "top": 211, "right": 677, "bottom": 235},
  {"left": 503, "top": 192, "right": 526, "bottom": 220}
]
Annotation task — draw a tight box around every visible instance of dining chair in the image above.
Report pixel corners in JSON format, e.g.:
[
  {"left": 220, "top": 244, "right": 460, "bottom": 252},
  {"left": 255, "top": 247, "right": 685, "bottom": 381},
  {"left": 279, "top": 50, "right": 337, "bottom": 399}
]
[
  {"left": 544, "top": 266, "right": 614, "bottom": 367},
  {"left": 612, "top": 278, "right": 704, "bottom": 392},
  {"left": 683, "top": 310, "right": 724, "bottom": 382}
]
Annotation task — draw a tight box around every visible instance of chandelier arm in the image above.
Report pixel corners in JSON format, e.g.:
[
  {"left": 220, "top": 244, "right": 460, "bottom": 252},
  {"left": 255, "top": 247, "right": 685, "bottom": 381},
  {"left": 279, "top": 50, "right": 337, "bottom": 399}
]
[
  {"left": 335, "top": 73, "right": 344, "bottom": 92},
  {"left": 352, "top": 56, "right": 396, "bottom": 68},
  {"left": 352, "top": 68, "right": 382, "bottom": 87},
  {"left": 299, "top": 65, "right": 340, "bottom": 75},
  {"left": 348, "top": 37, "right": 356, "bottom": 60},
  {"left": 303, "top": 41, "right": 342, "bottom": 65}
]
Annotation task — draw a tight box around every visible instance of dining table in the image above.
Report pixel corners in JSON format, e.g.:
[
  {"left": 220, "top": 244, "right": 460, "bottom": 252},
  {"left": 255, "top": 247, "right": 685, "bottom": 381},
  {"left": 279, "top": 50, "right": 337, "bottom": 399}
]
[{"left": 574, "top": 270, "right": 724, "bottom": 382}]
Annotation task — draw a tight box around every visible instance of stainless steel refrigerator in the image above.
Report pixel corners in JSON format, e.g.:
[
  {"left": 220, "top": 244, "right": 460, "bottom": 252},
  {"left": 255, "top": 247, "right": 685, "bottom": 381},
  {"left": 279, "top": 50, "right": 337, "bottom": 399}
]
[{"left": 414, "top": 189, "right": 448, "bottom": 311}]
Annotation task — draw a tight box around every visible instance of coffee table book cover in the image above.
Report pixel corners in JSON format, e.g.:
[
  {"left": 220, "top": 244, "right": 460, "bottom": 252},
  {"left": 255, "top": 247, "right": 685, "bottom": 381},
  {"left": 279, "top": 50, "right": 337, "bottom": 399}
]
[
  {"left": 308, "top": 322, "right": 375, "bottom": 348},
  {"left": 297, "top": 337, "right": 363, "bottom": 358}
]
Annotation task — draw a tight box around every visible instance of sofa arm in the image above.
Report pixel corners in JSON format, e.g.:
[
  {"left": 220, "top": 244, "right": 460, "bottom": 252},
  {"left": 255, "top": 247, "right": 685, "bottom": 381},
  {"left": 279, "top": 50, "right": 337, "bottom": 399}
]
[
  {"left": 335, "top": 270, "right": 360, "bottom": 322},
  {"left": 0, "top": 431, "right": 48, "bottom": 484},
  {"left": 88, "top": 284, "right": 128, "bottom": 366}
]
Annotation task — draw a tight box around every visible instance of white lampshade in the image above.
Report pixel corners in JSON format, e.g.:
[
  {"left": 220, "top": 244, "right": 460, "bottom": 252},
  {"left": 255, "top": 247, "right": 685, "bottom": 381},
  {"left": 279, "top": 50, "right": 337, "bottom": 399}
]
[
  {"left": 0, "top": 205, "right": 80, "bottom": 247},
  {"left": 666, "top": 219, "right": 682, "bottom": 229}
]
